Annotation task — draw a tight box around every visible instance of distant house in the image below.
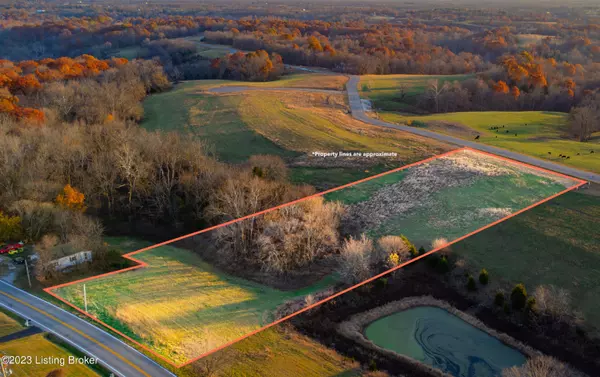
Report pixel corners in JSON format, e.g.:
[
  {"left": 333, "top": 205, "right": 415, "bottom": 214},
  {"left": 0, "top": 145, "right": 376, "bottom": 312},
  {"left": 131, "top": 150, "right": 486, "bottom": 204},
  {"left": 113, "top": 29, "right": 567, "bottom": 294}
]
[{"left": 50, "top": 250, "right": 92, "bottom": 271}]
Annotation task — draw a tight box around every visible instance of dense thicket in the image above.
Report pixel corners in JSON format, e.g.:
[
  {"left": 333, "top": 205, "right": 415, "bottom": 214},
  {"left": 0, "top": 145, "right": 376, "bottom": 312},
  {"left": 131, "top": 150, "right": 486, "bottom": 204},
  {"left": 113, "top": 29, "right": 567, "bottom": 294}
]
[
  {"left": 0, "top": 116, "right": 313, "bottom": 274},
  {"left": 0, "top": 55, "right": 170, "bottom": 123}
]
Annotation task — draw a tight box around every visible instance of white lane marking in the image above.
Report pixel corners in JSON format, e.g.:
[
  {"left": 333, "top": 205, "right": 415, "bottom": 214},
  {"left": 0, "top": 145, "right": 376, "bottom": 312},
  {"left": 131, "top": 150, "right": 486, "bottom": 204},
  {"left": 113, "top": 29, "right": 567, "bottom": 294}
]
[
  {"left": 0, "top": 302, "right": 128, "bottom": 377},
  {"left": 0, "top": 280, "right": 177, "bottom": 377}
]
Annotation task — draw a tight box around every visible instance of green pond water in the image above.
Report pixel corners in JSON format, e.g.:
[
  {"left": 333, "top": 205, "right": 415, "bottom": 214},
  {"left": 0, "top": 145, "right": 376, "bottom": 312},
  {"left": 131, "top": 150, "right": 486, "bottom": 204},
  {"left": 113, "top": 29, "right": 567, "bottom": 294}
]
[{"left": 365, "top": 306, "right": 526, "bottom": 377}]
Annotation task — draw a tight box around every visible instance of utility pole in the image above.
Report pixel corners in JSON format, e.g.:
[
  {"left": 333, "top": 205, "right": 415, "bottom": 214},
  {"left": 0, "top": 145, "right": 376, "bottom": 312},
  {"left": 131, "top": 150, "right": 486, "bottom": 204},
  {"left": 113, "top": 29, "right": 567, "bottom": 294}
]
[
  {"left": 83, "top": 284, "right": 88, "bottom": 313},
  {"left": 24, "top": 259, "right": 32, "bottom": 288}
]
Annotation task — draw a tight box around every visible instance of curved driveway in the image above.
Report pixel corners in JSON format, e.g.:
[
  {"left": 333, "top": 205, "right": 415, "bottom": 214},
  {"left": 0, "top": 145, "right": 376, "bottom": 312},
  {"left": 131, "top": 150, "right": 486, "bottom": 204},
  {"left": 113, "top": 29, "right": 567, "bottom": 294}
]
[{"left": 346, "top": 75, "right": 599, "bottom": 183}]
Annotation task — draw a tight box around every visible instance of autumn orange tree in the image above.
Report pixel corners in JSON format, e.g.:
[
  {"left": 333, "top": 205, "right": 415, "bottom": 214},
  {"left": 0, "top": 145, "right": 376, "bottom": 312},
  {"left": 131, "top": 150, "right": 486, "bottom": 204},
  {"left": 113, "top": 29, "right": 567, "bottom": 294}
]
[
  {"left": 56, "top": 184, "right": 87, "bottom": 212},
  {"left": 211, "top": 50, "right": 283, "bottom": 81},
  {"left": 511, "top": 86, "right": 520, "bottom": 99},
  {"left": 307, "top": 36, "right": 323, "bottom": 52},
  {"left": 493, "top": 80, "right": 509, "bottom": 94},
  {"left": 0, "top": 54, "right": 127, "bottom": 125},
  {"left": 0, "top": 211, "right": 23, "bottom": 242}
]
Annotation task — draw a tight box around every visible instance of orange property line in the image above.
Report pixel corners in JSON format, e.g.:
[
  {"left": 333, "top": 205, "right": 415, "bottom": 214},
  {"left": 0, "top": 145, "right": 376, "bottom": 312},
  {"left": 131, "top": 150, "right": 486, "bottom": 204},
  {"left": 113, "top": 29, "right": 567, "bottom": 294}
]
[{"left": 44, "top": 147, "right": 588, "bottom": 368}]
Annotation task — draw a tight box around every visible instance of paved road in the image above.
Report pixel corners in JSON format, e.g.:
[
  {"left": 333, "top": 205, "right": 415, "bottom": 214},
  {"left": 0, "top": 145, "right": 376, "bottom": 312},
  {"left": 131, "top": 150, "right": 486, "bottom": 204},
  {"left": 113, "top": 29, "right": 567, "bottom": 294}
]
[
  {"left": 346, "top": 75, "right": 600, "bottom": 183},
  {"left": 0, "top": 281, "right": 175, "bottom": 377}
]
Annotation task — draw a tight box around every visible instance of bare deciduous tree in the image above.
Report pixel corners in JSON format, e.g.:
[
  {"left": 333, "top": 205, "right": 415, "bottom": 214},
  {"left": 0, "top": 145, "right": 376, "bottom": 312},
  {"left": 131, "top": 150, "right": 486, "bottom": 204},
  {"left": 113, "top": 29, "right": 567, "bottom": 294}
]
[
  {"left": 424, "top": 79, "right": 450, "bottom": 113},
  {"left": 568, "top": 106, "right": 599, "bottom": 142},
  {"left": 534, "top": 285, "right": 578, "bottom": 324},
  {"left": 257, "top": 197, "right": 344, "bottom": 273},
  {"left": 376, "top": 235, "right": 411, "bottom": 265},
  {"left": 338, "top": 234, "right": 374, "bottom": 284},
  {"left": 502, "top": 355, "right": 587, "bottom": 377}
]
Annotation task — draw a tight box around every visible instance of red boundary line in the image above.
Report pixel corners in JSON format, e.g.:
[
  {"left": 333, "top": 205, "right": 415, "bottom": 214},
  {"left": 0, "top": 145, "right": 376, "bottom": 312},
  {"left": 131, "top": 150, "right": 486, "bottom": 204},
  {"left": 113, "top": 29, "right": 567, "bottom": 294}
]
[{"left": 44, "top": 147, "right": 587, "bottom": 368}]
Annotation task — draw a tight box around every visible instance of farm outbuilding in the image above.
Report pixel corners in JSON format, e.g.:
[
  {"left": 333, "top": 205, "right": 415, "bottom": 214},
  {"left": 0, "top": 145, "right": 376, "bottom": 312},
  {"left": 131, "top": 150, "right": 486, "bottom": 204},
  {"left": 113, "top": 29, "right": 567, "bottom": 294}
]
[{"left": 49, "top": 250, "right": 92, "bottom": 271}]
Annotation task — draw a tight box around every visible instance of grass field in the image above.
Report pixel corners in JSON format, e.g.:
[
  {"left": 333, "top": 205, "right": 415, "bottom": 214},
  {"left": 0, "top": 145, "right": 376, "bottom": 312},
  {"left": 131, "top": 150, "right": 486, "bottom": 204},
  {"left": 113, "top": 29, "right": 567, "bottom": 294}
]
[
  {"left": 325, "top": 149, "right": 579, "bottom": 247},
  {"left": 142, "top": 86, "right": 296, "bottom": 163},
  {"left": 142, "top": 78, "right": 451, "bottom": 187},
  {"left": 359, "top": 74, "right": 475, "bottom": 112},
  {"left": 195, "top": 326, "right": 362, "bottom": 377},
  {"left": 108, "top": 34, "right": 234, "bottom": 61},
  {"left": 0, "top": 309, "right": 23, "bottom": 337},
  {"left": 516, "top": 34, "right": 557, "bottom": 46},
  {"left": 141, "top": 77, "right": 447, "bottom": 158},
  {"left": 379, "top": 111, "right": 600, "bottom": 174},
  {"left": 452, "top": 187, "right": 600, "bottom": 330},
  {"left": 0, "top": 333, "right": 101, "bottom": 377},
  {"left": 180, "top": 35, "right": 240, "bottom": 59},
  {"left": 54, "top": 244, "right": 336, "bottom": 364},
  {"left": 195, "top": 74, "right": 348, "bottom": 91},
  {"left": 61, "top": 240, "right": 364, "bottom": 377}
]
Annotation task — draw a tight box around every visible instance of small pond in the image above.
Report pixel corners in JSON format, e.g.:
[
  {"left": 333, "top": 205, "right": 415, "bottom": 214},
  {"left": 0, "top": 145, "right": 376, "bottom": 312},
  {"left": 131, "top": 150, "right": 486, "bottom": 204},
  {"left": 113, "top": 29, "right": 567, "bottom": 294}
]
[{"left": 364, "top": 306, "right": 526, "bottom": 377}]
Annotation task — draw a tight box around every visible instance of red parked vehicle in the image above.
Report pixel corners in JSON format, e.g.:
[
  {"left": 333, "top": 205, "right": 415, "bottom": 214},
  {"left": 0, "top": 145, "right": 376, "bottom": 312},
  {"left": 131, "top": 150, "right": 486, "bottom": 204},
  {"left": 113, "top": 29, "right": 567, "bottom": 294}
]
[{"left": 0, "top": 242, "right": 24, "bottom": 255}]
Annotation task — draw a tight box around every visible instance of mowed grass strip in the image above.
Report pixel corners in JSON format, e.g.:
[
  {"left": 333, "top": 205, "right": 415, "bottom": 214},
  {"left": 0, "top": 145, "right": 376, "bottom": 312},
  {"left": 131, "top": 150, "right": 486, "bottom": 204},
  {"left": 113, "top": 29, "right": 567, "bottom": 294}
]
[
  {"left": 213, "top": 326, "right": 362, "bottom": 377},
  {"left": 379, "top": 111, "right": 600, "bottom": 173},
  {"left": 0, "top": 310, "right": 23, "bottom": 337},
  {"left": 452, "top": 188, "right": 600, "bottom": 331},
  {"left": 184, "top": 73, "right": 349, "bottom": 91},
  {"left": 0, "top": 333, "right": 101, "bottom": 377},
  {"left": 54, "top": 245, "right": 334, "bottom": 363},
  {"left": 359, "top": 73, "right": 475, "bottom": 111}
]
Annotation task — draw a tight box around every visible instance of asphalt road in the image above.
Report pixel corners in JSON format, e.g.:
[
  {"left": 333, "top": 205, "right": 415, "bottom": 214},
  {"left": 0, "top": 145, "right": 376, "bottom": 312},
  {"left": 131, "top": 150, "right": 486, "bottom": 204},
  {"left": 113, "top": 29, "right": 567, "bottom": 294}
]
[
  {"left": 0, "top": 280, "right": 175, "bottom": 377},
  {"left": 346, "top": 75, "right": 600, "bottom": 184}
]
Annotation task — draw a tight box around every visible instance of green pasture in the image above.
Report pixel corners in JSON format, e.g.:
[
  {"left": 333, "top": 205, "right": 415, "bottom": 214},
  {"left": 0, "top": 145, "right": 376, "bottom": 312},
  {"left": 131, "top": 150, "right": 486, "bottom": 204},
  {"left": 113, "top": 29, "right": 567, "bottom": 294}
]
[
  {"left": 109, "top": 45, "right": 142, "bottom": 60},
  {"left": 359, "top": 74, "right": 474, "bottom": 112},
  {"left": 0, "top": 334, "right": 101, "bottom": 377},
  {"left": 141, "top": 79, "right": 450, "bottom": 186},
  {"left": 452, "top": 188, "right": 600, "bottom": 331},
  {"left": 192, "top": 73, "right": 348, "bottom": 91},
  {"left": 219, "top": 326, "right": 361, "bottom": 377},
  {"left": 53, "top": 244, "right": 335, "bottom": 364},
  {"left": 326, "top": 150, "right": 575, "bottom": 248},
  {"left": 141, "top": 81, "right": 296, "bottom": 163},
  {"left": 289, "top": 164, "right": 397, "bottom": 191},
  {"left": 379, "top": 111, "right": 600, "bottom": 173}
]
